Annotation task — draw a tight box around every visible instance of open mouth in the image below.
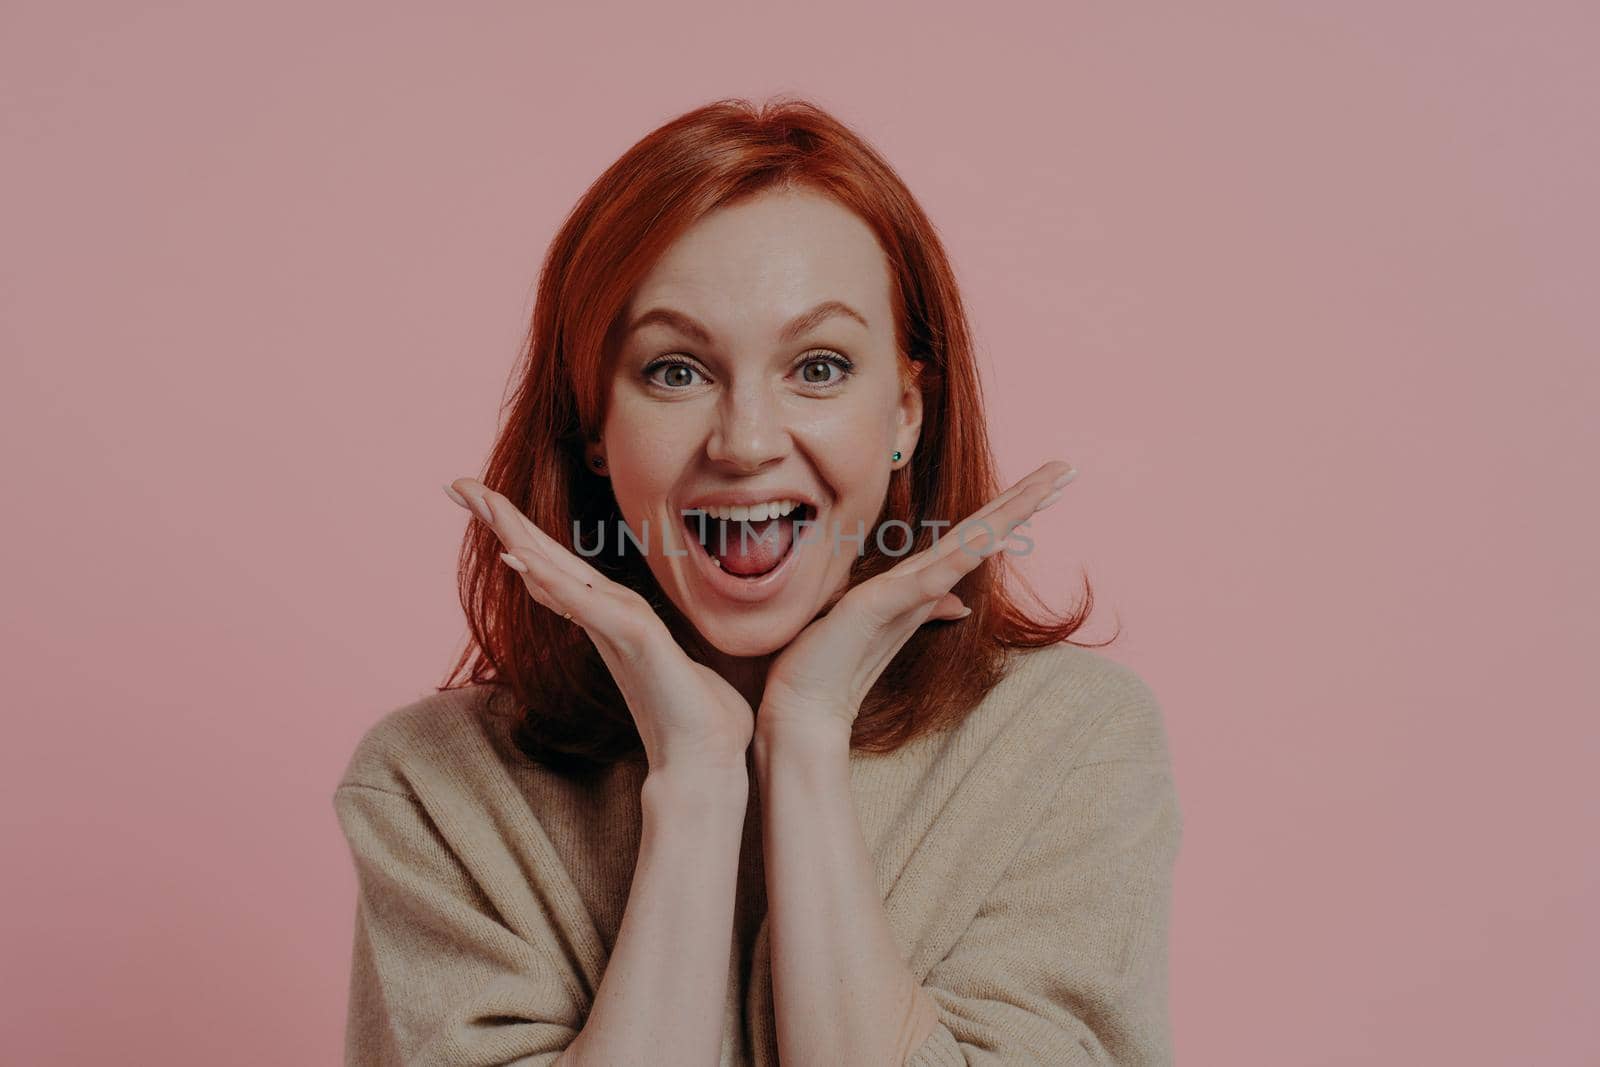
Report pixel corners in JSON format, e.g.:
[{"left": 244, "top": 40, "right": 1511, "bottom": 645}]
[{"left": 681, "top": 503, "right": 816, "bottom": 580}]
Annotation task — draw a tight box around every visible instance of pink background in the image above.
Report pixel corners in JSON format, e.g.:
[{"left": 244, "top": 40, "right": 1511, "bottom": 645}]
[{"left": 3, "top": 3, "right": 1594, "bottom": 1064}]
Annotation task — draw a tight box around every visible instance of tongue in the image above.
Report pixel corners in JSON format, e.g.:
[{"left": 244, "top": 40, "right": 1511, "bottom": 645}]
[{"left": 714, "top": 517, "right": 793, "bottom": 576}]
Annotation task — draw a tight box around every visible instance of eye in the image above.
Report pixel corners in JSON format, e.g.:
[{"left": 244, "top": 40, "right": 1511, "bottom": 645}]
[
  {"left": 643, "top": 355, "right": 708, "bottom": 389},
  {"left": 796, "top": 350, "right": 855, "bottom": 388}
]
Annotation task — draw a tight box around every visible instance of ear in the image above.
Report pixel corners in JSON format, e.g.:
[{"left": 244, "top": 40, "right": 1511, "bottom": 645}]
[{"left": 893, "top": 358, "right": 925, "bottom": 466}]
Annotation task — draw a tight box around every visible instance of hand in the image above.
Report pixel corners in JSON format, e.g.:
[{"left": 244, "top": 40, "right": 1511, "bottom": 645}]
[
  {"left": 445, "top": 478, "right": 755, "bottom": 773},
  {"left": 757, "top": 459, "right": 1078, "bottom": 738}
]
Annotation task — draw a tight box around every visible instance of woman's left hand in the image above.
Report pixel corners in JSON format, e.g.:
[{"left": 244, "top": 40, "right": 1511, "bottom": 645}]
[{"left": 758, "top": 459, "right": 1078, "bottom": 738}]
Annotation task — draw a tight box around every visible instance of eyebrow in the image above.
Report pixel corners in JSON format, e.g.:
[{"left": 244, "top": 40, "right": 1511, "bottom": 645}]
[{"left": 625, "top": 299, "right": 870, "bottom": 346}]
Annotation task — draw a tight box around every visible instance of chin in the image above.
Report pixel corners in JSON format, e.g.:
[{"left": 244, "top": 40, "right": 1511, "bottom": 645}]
[
  {"left": 644, "top": 504, "right": 839, "bottom": 655},
  {"left": 688, "top": 608, "right": 809, "bottom": 658}
]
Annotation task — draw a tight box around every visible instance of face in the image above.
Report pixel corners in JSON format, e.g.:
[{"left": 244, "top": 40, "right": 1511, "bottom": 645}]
[{"left": 597, "top": 186, "right": 922, "bottom": 657}]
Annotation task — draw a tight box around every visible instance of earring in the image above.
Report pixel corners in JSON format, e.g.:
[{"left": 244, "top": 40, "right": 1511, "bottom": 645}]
[
  {"left": 891, "top": 450, "right": 903, "bottom": 463},
  {"left": 591, "top": 455, "right": 606, "bottom": 470}
]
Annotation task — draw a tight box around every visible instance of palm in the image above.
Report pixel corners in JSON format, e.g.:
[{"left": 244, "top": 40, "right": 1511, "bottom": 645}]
[
  {"left": 634, "top": 638, "right": 755, "bottom": 760},
  {"left": 762, "top": 564, "right": 951, "bottom": 731},
  {"left": 459, "top": 480, "right": 755, "bottom": 769},
  {"left": 760, "top": 459, "right": 1075, "bottom": 732}
]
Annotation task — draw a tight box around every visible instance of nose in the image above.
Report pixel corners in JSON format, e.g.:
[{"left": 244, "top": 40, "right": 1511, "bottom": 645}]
[{"left": 705, "top": 381, "right": 789, "bottom": 472}]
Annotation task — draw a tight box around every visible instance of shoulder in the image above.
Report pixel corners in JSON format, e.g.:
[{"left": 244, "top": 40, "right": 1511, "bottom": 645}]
[
  {"left": 993, "top": 642, "right": 1173, "bottom": 770},
  {"left": 334, "top": 683, "right": 509, "bottom": 798},
  {"left": 995, "top": 645, "right": 1183, "bottom": 857}
]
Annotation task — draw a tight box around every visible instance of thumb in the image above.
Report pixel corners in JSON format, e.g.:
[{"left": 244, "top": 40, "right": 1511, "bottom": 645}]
[{"left": 929, "top": 592, "right": 972, "bottom": 621}]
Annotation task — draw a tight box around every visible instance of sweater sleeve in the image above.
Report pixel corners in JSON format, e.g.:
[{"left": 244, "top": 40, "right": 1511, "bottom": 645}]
[
  {"left": 333, "top": 782, "right": 585, "bottom": 1067},
  {"left": 904, "top": 687, "right": 1183, "bottom": 1067}
]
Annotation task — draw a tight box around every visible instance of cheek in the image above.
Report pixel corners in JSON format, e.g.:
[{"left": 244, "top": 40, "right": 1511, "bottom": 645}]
[
  {"left": 796, "top": 399, "right": 898, "bottom": 502},
  {"left": 605, "top": 398, "right": 689, "bottom": 486},
  {"left": 604, "top": 423, "right": 704, "bottom": 542}
]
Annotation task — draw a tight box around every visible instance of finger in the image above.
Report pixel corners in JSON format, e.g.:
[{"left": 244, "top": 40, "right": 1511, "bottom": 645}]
[
  {"left": 472, "top": 485, "right": 669, "bottom": 661},
  {"left": 842, "top": 556, "right": 972, "bottom": 637},
  {"left": 497, "top": 548, "right": 566, "bottom": 616},
  {"left": 447, "top": 478, "right": 495, "bottom": 525},
  {"left": 848, "top": 523, "right": 997, "bottom": 628},
  {"left": 915, "top": 459, "right": 1074, "bottom": 570},
  {"left": 477, "top": 485, "right": 605, "bottom": 589},
  {"left": 873, "top": 550, "right": 985, "bottom": 623},
  {"left": 860, "top": 462, "right": 1073, "bottom": 623},
  {"left": 913, "top": 535, "right": 1003, "bottom": 604},
  {"left": 963, "top": 459, "right": 1069, "bottom": 526},
  {"left": 498, "top": 543, "right": 609, "bottom": 628},
  {"left": 970, "top": 460, "right": 1073, "bottom": 536},
  {"left": 499, "top": 536, "right": 662, "bottom": 656}
]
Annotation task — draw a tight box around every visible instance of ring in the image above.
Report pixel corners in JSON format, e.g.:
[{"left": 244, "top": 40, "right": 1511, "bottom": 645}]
[{"left": 561, "top": 610, "right": 572, "bottom": 620}]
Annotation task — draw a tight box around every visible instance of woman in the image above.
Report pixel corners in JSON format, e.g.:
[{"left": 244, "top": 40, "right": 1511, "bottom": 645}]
[{"left": 334, "top": 97, "right": 1182, "bottom": 1067}]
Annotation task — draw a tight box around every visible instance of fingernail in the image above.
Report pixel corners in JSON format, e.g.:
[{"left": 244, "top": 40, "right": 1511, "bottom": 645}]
[
  {"left": 1052, "top": 467, "right": 1079, "bottom": 489},
  {"left": 1034, "top": 488, "right": 1063, "bottom": 512},
  {"left": 499, "top": 551, "right": 527, "bottom": 573},
  {"left": 955, "top": 605, "right": 973, "bottom": 618},
  {"left": 470, "top": 492, "right": 494, "bottom": 525},
  {"left": 443, "top": 483, "right": 470, "bottom": 509}
]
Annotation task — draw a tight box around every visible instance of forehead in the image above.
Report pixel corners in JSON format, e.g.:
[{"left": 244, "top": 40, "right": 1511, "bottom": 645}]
[{"left": 625, "top": 188, "right": 895, "bottom": 336}]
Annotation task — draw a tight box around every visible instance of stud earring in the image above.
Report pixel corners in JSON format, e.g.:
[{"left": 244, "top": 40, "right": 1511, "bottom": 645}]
[
  {"left": 591, "top": 456, "right": 606, "bottom": 470},
  {"left": 892, "top": 450, "right": 903, "bottom": 463}
]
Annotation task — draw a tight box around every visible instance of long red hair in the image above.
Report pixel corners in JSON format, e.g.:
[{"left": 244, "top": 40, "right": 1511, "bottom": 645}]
[{"left": 440, "top": 96, "right": 1115, "bottom": 776}]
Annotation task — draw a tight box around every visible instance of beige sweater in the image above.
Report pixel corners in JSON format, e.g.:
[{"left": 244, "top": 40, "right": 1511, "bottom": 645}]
[{"left": 333, "top": 642, "right": 1183, "bottom": 1066}]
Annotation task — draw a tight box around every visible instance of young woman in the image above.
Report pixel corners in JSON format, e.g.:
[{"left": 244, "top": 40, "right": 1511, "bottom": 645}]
[{"left": 334, "top": 97, "right": 1182, "bottom": 1067}]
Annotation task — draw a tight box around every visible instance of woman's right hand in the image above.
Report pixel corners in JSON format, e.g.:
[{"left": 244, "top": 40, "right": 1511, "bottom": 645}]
[{"left": 446, "top": 479, "right": 754, "bottom": 773}]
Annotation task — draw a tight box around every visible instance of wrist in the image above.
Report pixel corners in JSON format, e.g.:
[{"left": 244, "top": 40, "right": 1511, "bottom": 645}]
[
  {"left": 642, "top": 759, "right": 750, "bottom": 810},
  {"left": 752, "top": 709, "right": 852, "bottom": 765},
  {"left": 648, "top": 735, "right": 752, "bottom": 778}
]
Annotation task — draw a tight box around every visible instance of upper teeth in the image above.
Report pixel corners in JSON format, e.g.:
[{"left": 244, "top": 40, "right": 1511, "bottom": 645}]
[{"left": 691, "top": 500, "right": 801, "bottom": 522}]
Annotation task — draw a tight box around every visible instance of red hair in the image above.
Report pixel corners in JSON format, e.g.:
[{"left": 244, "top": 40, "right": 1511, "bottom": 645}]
[{"left": 441, "top": 96, "right": 1115, "bottom": 776}]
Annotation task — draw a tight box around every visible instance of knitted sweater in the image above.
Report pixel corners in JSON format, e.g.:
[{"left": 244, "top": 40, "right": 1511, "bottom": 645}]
[{"left": 332, "top": 641, "right": 1183, "bottom": 1066}]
